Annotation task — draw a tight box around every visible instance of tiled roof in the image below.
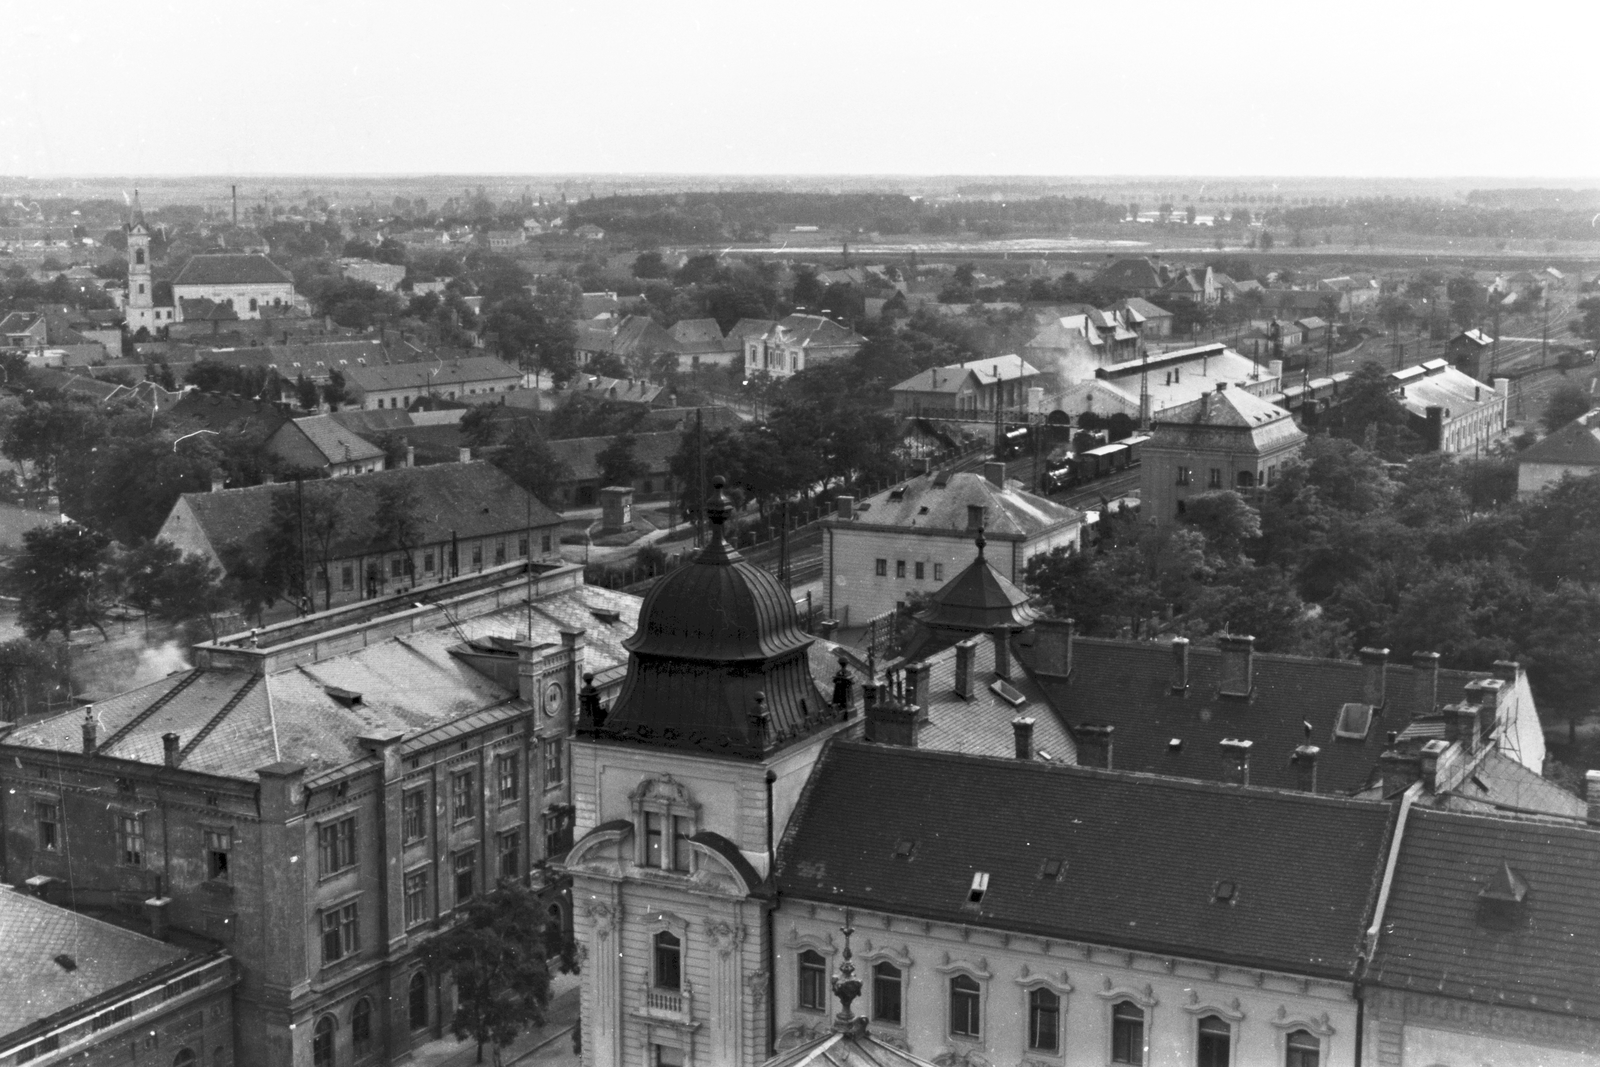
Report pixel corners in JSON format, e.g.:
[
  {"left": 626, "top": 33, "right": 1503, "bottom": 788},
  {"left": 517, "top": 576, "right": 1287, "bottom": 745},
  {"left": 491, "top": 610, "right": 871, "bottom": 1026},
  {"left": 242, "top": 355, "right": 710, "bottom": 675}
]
[
  {"left": 167, "top": 393, "right": 292, "bottom": 436},
  {"left": 841, "top": 471, "right": 1080, "bottom": 541},
  {"left": 727, "top": 318, "right": 777, "bottom": 342},
  {"left": 167, "top": 461, "right": 561, "bottom": 562},
  {"left": 1371, "top": 809, "right": 1600, "bottom": 1017},
  {"left": 776, "top": 743, "right": 1393, "bottom": 978},
  {"left": 1151, "top": 385, "right": 1298, "bottom": 434},
  {"left": 667, "top": 318, "right": 735, "bottom": 356},
  {"left": 1422, "top": 750, "right": 1587, "bottom": 820},
  {"left": 346, "top": 355, "right": 521, "bottom": 395},
  {"left": 1517, "top": 410, "right": 1600, "bottom": 467},
  {"left": 1098, "top": 258, "right": 1164, "bottom": 290},
  {"left": 1392, "top": 361, "right": 1500, "bottom": 420},
  {"left": 1115, "top": 296, "right": 1174, "bottom": 320},
  {"left": 287, "top": 415, "right": 386, "bottom": 465},
  {"left": 546, "top": 430, "right": 683, "bottom": 482},
  {"left": 172, "top": 254, "right": 295, "bottom": 287},
  {"left": 1023, "top": 637, "right": 1488, "bottom": 795},
  {"left": 898, "top": 640, "right": 1076, "bottom": 762},
  {"left": 565, "top": 375, "right": 665, "bottom": 406},
  {"left": 891, "top": 355, "right": 1042, "bottom": 394},
  {"left": 771, "top": 314, "right": 865, "bottom": 348},
  {"left": 0, "top": 890, "right": 193, "bottom": 1039}
]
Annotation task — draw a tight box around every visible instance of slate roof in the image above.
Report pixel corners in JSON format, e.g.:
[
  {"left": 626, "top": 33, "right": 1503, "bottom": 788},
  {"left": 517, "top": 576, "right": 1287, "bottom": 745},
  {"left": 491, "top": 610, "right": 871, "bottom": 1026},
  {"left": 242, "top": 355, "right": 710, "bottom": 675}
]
[
  {"left": 565, "top": 375, "right": 665, "bottom": 406},
  {"left": 1023, "top": 637, "right": 1488, "bottom": 795},
  {"left": 1370, "top": 809, "right": 1600, "bottom": 1018},
  {"left": 172, "top": 254, "right": 295, "bottom": 287},
  {"left": 575, "top": 315, "right": 678, "bottom": 359},
  {"left": 667, "top": 318, "right": 735, "bottom": 356},
  {"left": 771, "top": 314, "right": 865, "bottom": 348},
  {"left": 0, "top": 890, "right": 194, "bottom": 1039},
  {"left": 1098, "top": 258, "right": 1164, "bottom": 291},
  {"left": 1391, "top": 360, "right": 1500, "bottom": 420},
  {"left": 3, "top": 583, "right": 639, "bottom": 781},
  {"left": 728, "top": 318, "right": 778, "bottom": 342},
  {"left": 166, "top": 461, "right": 561, "bottom": 563},
  {"left": 1115, "top": 296, "right": 1174, "bottom": 320},
  {"left": 891, "top": 355, "right": 1042, "bottom": 394},
  {"left": 1150, "top": 385, "right": 1301, "bottom": 447},
  {"left": 915, "top": 541, "right": 1038, "bottom": 635},
  {"left": 165, "top": 393, "right": 287, "bottom": 436},
  {"left": 894, "top": 639, "right": 1075, "bottom": 762},
  {"left": 287, "top": 415, "right": 386, "bottom": 465},
  {"left": 346, "top": 355, "right": 522, "bottom": 396},
  {"left": 776, "top": 743, "right": 1394, "bottom": 979},
  {"left": 547, "top": 430, "right": 682, "bottom": 482},
  {"left": 842, "top": 471, "right": 1080, "bottom": 541},
  {"left": 1517, "top": 410, "right": 1600, "bottom": 468}
]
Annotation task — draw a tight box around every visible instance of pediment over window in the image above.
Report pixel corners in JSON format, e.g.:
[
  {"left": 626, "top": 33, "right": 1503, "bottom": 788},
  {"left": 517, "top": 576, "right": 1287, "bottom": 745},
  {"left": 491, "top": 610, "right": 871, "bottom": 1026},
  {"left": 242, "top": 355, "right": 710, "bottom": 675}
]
[
  {"left": 566, "top": 819, "right": 632, "bottom": 873},
  {"left": 631, "top": 774, "right": 698, "bottom": 811}
]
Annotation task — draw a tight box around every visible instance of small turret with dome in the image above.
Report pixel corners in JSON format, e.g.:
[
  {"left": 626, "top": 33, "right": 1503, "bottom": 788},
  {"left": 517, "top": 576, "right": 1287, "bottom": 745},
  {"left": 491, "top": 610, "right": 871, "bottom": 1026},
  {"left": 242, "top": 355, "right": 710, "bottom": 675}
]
[{"left": 584, "top": 476, "right": 838, "bottom": 758}]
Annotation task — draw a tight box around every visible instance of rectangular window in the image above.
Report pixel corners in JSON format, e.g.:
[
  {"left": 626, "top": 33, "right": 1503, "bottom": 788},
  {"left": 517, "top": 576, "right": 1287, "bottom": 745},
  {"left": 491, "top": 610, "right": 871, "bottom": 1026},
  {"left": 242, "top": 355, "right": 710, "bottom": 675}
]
[
  {"left": 949, "top": 975, "right": 981, "bottom": 1037},
  {"left": 471, "top": 545, "right": 483, "bottom": 569},
  {"left": 874, "top": 559, "right": 887, "bottom": 577},
  {"left": 541, "top": 534, "right": 552, "bottom": 554},
  {"left": 518, "top": 535, "right": 529, "bottom": 557},
  {"left": 544, "top": 807, "right": 574, "bottom": 858},
  {"left": 895, "top": 560, "right": 906, "bottom": 579},
  {"left": 1027, "top": 988, "right": 1060, "bottom": 1052},
  {"left": 967, "top": 505, "right": 986, "bottom": 530},
  {"left": 318, "top": 817, "right": 356, "bottom": 876},
  {"left": 403, "top": 869, "right": 428, "bottom": 927},
  {"left": 497, "top": 753, "right": 519, "bottom": 802},
  {"left": 544, "top": 737, "right": 564, "bottom": 786},
  {"left": 35, "top": 801, "right": 58, "bottom": 851},
  {"left": 495, "top": 542, "right": 507, "bottom": 565},
  {"left": 341, "top": 564, "right": 354, "bottom": 590},
  {"left": 1176, "top": 466, "right": 1192, "bottom": 486},
  {"left": 914, "top": 562, "right": 925, "bottom": 580},
  {"left": 1208, "top": 468, "right": 1222, "bottom": 489},
  {"left": 1197, "top": 1017, "right": 1230, "bottom": 1067},
  {"left": 451, "top": 771, "right": 475, "bottom": 822},
  {"left": 645, "top": 812, "right": 664, "bottom": 867},
  {"left": 670, "top": 816, "right": 691, "bottom": 873},
  {"left": 205, "top": 830, "right": 231, "bottom": 881},
  {"left": 321, "top": 901, "right": 359, "bottom": 965},
  {"left": 454, "top": 850, "right": 475, "bottom": 904},
  {"left": 654, "top": 1047, "right": 684, "bottom": 1067},
  {"left": 1112, "top": 1002, "right": 1145, "bottom": 1065},
  {"left": 402, "top": 790, "right": 426, "bottom": 843},
  {"left": 118, "top": 814, "right": 145, "bottom": 867},
  {"left": 933, "top": 563, "right": 944, "bottom": 582},
  {"left": 424, "top": 551, "right": 435, "bottom": 573},
  {"left": 872, "top": 963, "right": 902, "bottom": 1025},
  {"left": 498, "top": 830, "right": 520, "bottom": 880},
  {"left": 798, "top": 951, "right": 827, "bottom": 1011},
  {"left": 654, "top": 933, "right": 681, "bottom": 990},
  {"left": 390, "top": 557, "right": 404, "bottom": 578}
]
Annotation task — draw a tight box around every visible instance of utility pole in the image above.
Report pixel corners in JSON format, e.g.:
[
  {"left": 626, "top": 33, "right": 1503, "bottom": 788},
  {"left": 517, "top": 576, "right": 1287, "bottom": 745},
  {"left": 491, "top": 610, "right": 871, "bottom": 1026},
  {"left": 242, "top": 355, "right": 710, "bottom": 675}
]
[
  {"left": 1491, "top": 302, "right": 1502, "bottom": 377},
  {"left": 295, "top": 475, "right": 309, "bottom": 615},
  {"left": 694, "top": 408, "right": 706, "bottom": 549}
]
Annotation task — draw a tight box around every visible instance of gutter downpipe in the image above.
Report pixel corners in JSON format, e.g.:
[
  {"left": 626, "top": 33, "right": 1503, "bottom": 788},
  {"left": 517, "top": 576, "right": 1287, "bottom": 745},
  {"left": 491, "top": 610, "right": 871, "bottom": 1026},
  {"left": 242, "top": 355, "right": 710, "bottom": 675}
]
[
  {"left": 1355, "top": 780, "right": 1421, "bottom": 1066},
  {"left": 765, "top": 769, "right": 778, "bottom": 1057}
]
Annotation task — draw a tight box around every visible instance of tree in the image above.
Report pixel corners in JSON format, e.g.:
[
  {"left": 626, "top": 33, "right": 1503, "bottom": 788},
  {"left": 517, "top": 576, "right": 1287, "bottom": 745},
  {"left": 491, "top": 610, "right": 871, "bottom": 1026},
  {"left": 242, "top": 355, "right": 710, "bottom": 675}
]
[
  {"left": 372, "top": 480, "right": 422, "bottom": 582},
  {"left": 1185, "top": 204, "right": 1197, "bottom": 225},
  {"left": 151, "top": 552, "right": 231, "bottom": 638},
  {"left": 1180, "top": 490, "right": 1262, "bottom": 562},
  {"left": 493, "top": 422, "right": 570, "bottom": 509},
  {"left": 1259, "top": 230, "right": 1275, "bottom": 251},
  {"left": 1542, "top": 381, "right": 1594, "bottom": 433},
  {"left": 596, "top": 430, "right": 643, "bottom": 488},
  {"left": 0, "top": 637, "right": 67, "bottom": 723},
  {"left": 10, "top": 522, "right": 111, "bottom": 642},
  {"left": 631, "top": 251, "right": 669, "bottom": 279},
  {"left": 416, "top": 883, "right": 556, "bottom": 1066}
]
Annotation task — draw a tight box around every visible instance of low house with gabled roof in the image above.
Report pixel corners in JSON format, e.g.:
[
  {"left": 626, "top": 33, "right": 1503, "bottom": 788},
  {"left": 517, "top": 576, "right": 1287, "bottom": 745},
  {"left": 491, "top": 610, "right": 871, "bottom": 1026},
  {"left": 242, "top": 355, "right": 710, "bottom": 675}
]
[
  {"left": 1140, "top": 383, "right": 1305, "bottom": 523},
  {"left": 890, "top": 354, "right": 1044, "bottom": 415},
  {"left": 667, "top": 317, "right": 740, "bottom": 370},
  {"left": 265, "top": 414, "right": 388, "bottom": 477},
  {"left": 345, "top": 355, "right": 523, "bottom": 410},
  {"left": 1516, "top": 409, "right": 1600, "bottom": 496},
  {"left": 171, "top": 254, "right": 299, "bottom": 321},
  {"left": 742, "top": 314, "right": 865, "bottom": 378}
]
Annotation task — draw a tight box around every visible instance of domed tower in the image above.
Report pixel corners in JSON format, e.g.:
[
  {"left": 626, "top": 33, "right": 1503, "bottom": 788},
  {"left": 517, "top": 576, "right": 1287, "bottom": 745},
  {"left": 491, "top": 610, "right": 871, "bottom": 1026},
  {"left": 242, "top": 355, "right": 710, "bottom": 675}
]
[{"left": 588, "top": 476, "right": 836, "bottom": 756}]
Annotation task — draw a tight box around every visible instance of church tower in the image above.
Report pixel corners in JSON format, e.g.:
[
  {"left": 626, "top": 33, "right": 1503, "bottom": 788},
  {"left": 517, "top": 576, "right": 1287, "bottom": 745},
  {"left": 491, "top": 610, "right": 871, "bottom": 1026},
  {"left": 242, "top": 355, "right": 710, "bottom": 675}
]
[
  {"left": 563, "top": 478, "right": 855, "bottom": 1067},
  {"left": 125, "top": 191, "right": 156, "bottom": 333}
]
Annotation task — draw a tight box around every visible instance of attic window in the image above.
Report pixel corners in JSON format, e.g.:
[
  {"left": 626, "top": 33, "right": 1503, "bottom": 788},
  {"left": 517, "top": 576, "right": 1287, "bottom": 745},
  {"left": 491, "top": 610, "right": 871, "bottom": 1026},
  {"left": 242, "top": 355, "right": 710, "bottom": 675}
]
[
  {"left": 54, "top": 953, "right": 77, "bottom": 972},
  {"left": 1479, "top": 862, "right": 1528, "bottom": 903},
  {"left": 892, "top": 839, "right": 916, "bottom": 860},
  {"left": 990, "top": 679, "right": 1026, "bottom": 707},
  {"left": 889, "top": 487, "right": 906, "bottom": 501},
  {"left": 1334, "top": 702, "right": 1374, "bottom": 740},
  {"left": 590, "top": 609, "right": 622, "bottom": 624},
  {"left": 1168, "top": 738, "right": 1183, "bottom": 751},
  {"left": 918, "top": 506, "right": 930, "bottom": 515},
  {"left": 1212, "top": 880, "right": 1237, "bottom": 903},
  {"left": 1040, "top": 858, "right": 1064, "bottom": 881},
  {"left": 967, "top": 872, "right": 991, "bottom": 904},
  {"left": 324, "top": 686, "right": 363, "bottom": 707}
]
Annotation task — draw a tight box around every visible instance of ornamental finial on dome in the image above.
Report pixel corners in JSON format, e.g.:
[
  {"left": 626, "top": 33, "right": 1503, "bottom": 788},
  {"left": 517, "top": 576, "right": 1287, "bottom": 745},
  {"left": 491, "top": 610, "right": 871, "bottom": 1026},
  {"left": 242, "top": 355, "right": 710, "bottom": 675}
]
[
  {"left": 975, "top": 525, "right": 986, "bottom": 559},
  {"left": 707, "top": 475, "right": 733, "bottom": 528}
]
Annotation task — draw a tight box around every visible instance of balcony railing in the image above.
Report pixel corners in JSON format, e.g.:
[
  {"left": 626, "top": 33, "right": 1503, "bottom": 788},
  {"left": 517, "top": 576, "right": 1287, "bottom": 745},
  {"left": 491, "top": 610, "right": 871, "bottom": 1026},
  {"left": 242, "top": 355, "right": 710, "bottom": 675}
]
[{"left": 639, "top": 981, "right": 694, "bottom": 1020}]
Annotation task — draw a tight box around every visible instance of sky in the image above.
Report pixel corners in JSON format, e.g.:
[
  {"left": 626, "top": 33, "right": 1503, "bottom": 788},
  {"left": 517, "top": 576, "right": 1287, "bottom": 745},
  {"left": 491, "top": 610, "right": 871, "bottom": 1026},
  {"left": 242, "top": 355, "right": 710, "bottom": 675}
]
[{"left": 3, "top": 0, "right": 1597, "bottom": 179}]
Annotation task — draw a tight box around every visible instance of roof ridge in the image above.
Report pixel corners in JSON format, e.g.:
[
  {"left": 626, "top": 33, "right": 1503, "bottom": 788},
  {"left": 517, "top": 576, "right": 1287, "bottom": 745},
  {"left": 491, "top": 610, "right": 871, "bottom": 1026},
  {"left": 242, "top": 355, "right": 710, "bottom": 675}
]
[
  {"left": 96, "top": 670, "right": 205, "bottom": 755},
  {"left": 177, "top": 673, "right": 262, "bottom": 763}
]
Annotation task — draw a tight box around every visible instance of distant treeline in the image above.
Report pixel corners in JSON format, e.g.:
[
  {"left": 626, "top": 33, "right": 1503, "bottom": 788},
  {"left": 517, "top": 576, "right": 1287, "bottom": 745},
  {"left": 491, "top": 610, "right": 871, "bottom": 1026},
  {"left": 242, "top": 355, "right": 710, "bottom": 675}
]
[
  {"left": 1280, "top": 196, "right": 1600, "bottom": 242},
  {"left": 1466, "top": 188, "right": 1600, "bottom": 211}
]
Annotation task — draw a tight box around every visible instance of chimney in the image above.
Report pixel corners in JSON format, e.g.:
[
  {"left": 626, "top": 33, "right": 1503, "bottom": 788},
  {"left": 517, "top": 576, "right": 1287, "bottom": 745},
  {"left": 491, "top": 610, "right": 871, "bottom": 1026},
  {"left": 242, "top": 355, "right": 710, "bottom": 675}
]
[
  {"left": 1359, "top": 647, "right": 1389, "bottom": 709},
  {"left": 1218, "top": 634, "right": 1255, "bottom": 698},
  {"left": 1219, "top": 738, "right": 1253, "bottom": 785},
  {"left": 1412, "top": 651, "right": 1440, "bottom": 716},
  {"left": 1291, "top": 744, "right": 1321, "bottom": 793},
  {"left": 1494, "top": 377, "right": 1510, "bottom": 398},
  {"left": 81, "top": 706, "right": 97, "bottom": 754},
  {"left": 831, "top": 656, "right": 854, "bottom": 716},
  {"left": 904, "top": 660, "right": 929, "bottom": 716},
  {"left": 405, "top": 445, "right": 416, "bottom": 468},
  {"left": 1031, "top": 617, "right": 1074, "bottom": 677},
  {"left": 1012, "top": 717, "right": 1035, "bottom": 760},
  {"left": 835, "top": 494, "right": 855, "bottom": 518},
  {"left": 991, "top": 631, "right": 1011, "bottom": 680},
  {"left": 1442, "top": 702, "right": 1481, "bottom": 753},
  {"left": 1267, "top": 358, "right": 1284, "bottom": 381},
  {"left": 864, "top": 682, "right": 917, "bottom": 747},
  {"left": 1215, "top": 381, "right": 1228, "bottom": 393},
  {"left": 162, "top": 733, "right": 180, "bottom": 768},
  {"left": 1419, "top": 738, "right": 1450, "bottom": 792},
  {"left": 1586, "top": 770, "right": 1600, "bottom": 823},
  {"left": 1171, "top": 636, "right": 1190, "bottom": 693},
  {"left": 144, "top": 896, "right": 171, "bottom": 941},
  {"left": 1074, "top": 724, "right": 1114, "bottom": 769},
  {"left": 1379, "top": 748, "right": 1422, "bottom": 794},
  {"left": 983, "top": 462, "right": 1006, "bottom": 489},
  {"left": 954, "top": 638, "right": 978, "bottom": 699},
  {"left": 1492, "top": 660, "right": 1519, "bottom": 683},
  {"left": 863, "top": 674, "right": 879, "bottom": 714},
  {"left": 458, "top": 446, "right": 471, "bottom": 463},
  {"left": 210, "top": 471, "right": 225, "bottom": 493}
]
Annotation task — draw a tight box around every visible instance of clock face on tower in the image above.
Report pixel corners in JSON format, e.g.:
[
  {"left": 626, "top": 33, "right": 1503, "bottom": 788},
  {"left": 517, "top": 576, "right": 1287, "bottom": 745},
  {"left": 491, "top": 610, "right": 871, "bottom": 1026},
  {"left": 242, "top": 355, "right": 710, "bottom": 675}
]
[{"left": 544, "top": 680, "right": 563, "bottom": 717}]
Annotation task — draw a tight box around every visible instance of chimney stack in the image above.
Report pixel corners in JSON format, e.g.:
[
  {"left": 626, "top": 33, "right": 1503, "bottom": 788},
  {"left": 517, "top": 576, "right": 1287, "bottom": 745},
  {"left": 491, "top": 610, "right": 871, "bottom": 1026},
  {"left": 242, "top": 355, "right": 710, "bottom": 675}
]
[
  {"left": 1032, "top": 617, "right": 1074, "bottom": 677},
  {"left": 983, "top": 461, "right": 1006, "bottom": 489},
  {"left": 162, "top": 733, "right": 180, "bottom": 768},
  {"left": 953, "top": 638, "right": 978, "bottom": 699},
  {"left": 1220, "top": 738, "right": 1253, "bottom": 785},
  {"left": 210, "top": 471, "right": 225, "bottom": 493},
  {"left": 904, "top": 660, "right": 929, "bottom": 718},
  {"left": 458, "top": 446, "right": 472, "bottom": 463},
  {"left": 1012, "top": 717, "right": 1035, "bottom": 761},
  {"left": 831, "top": 657, "right": 854, "bottom": 716},
  {"left": 864, "top": 689, "right": 918, "bottom": 748},
  {"left": 145, "top": 897, "right": 171, "bottom": 941},
  {"left": 1359, "top": 647, "right": 1389, "bottom": 709},
  {"left": 991, "top": 631, "right": 1011, "bottom": 680},
  {"left": 405, "top": 445, "right": 416, "bottom": 469},
  {"left": 1443, "top": 702, "right": 1481, "bottom": 754},
  {"left": 1412, "top": 651, "right": 1439, "bottom": 716},
  {"left": 1074, "top": 724, "right": 1114, "bottom": 769},
  {"left": 1492, "top": 660, "right": 1519, "bottom": 684},
  {"left": 81, "top": 707, "right": 97, "bottom": 754},
  {"left": 1291, "top": 744, "right": 1321, "bottom": 793},
  {"left": 1419, "top": 739, "right": 1450, "bottom": 792},
  {"left": 1171, "top": 636, "right": 1190, "bottom": 693},
  {"left": 835, "top": 495, "right": 855, "bottom": 518},
  {"left": 1218, "top": 634, "right": 1255, "bottom": 698},
  {"left": 1586, "top": 770, "right": 1600, "bottom": 824}
]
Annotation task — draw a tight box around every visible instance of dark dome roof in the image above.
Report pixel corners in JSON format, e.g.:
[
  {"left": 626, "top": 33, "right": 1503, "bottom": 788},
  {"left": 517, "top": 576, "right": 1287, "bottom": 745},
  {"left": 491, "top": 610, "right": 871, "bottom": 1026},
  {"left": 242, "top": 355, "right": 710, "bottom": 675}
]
[{"left": 625, "top": 538, "right": 811, "bottom": 662}]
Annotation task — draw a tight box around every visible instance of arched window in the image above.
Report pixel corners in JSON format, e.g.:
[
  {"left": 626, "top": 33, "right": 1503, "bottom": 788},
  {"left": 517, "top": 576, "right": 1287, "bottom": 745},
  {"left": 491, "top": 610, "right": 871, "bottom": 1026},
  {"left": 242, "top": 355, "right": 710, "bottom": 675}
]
[
  {"left": 135, "top": 249, "right": 146, "bottom": 266},
  {"left": 249, "top": 298, "right": 258, "bottom": 313},
  {"left": 797, "top": 950, "right": 827, "bottom": 1011},
  {"left": 871, "top": 962, "right": 902, "bottom": 1025},
  {"left": 653, "top": 931, "right": 681, "bottom": 991},
  {"left": 312, "top": 1016, "right": 335, "bottom": 1067},
  {"left": 1197, "top": 1015, "right": 1231, "bottom": 1067},
  {"left": 1285, "top": 1029, "right": 1320, "bottom": 1067},
  {"left": 1111, "top": 1001, "right": 1144, "bottom": 1064},
  {"left": 948, "top": 974, "right": 981, "bottom": 1038},
  {"left": 407, "top": 972, "right": 428, "bottom": 1030},
  {"left": 1236, "top": 470, "right": 1255, "bottom": 489},
  {"left": 173, "top": 1049, "right": 196, "bottom": 1067},
  {"left": 350, "top": 999, "right": 372, "bottom": 1059},
  {"left": 1027, "top": 988, "right": 1060, "bottom": 1052}
]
